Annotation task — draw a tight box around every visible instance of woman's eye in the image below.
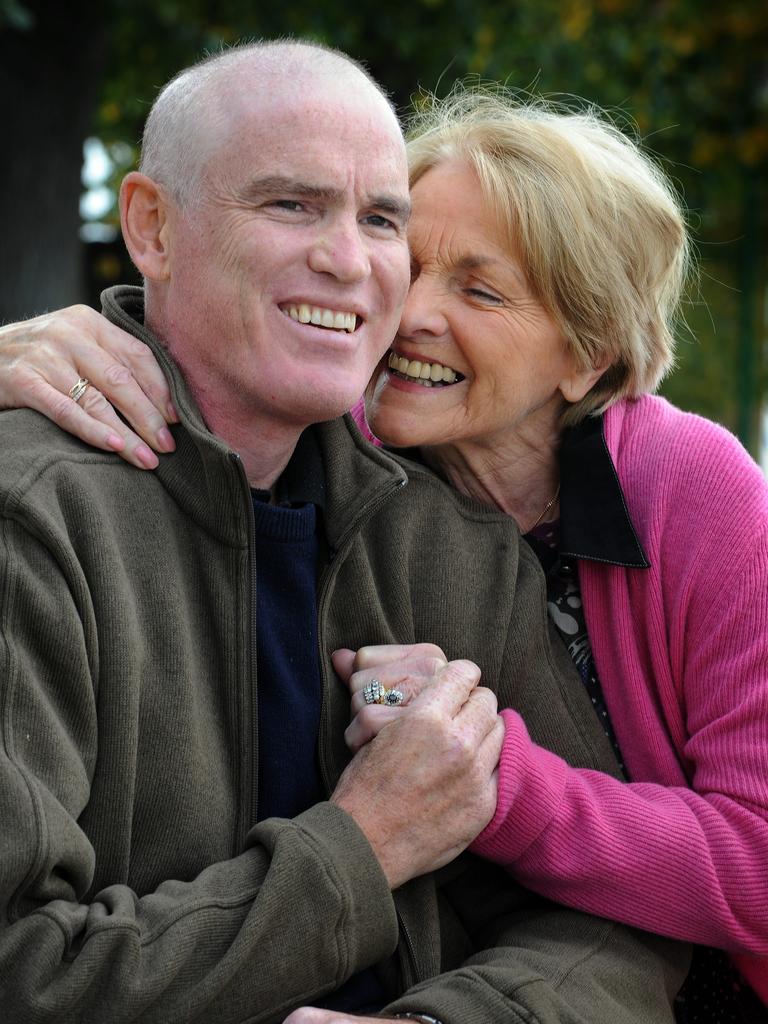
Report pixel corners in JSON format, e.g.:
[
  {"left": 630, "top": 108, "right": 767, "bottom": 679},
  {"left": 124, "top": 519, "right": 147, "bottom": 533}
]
[{"left": 466, "top": 288, "right": 501, "bottom": 304}]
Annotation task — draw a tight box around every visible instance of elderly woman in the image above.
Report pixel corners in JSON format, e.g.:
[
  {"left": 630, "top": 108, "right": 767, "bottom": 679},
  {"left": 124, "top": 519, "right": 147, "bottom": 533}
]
[
  {"left": 349, "top": 93, "right": 768, "bottom": 1020},
  {"left": 1, "top": 90, "right": 767, "bottom": 1019}
]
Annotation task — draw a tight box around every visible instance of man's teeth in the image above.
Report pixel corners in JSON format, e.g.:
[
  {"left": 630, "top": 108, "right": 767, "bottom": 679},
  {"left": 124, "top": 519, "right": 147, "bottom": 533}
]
[
  {"left": 388, "top": 351, "right": 459, "bottom": 386},
  {"left": 285, "top": 304, "right": 357, "bottom": 332}
]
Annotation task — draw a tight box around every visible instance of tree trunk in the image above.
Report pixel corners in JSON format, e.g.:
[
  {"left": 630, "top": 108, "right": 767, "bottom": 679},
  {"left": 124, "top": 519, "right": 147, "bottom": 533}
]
[{"left": 0, "top": 1, "right": 104, "bottom": 321}]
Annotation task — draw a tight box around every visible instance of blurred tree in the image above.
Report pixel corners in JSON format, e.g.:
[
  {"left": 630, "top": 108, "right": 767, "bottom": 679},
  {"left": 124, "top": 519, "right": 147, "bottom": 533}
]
[
  {"left": 1, "top": 0, "right": 765, "bottom": 445},
  {"left": 0, "top": 0, "right": 105, "bottom": 319}
]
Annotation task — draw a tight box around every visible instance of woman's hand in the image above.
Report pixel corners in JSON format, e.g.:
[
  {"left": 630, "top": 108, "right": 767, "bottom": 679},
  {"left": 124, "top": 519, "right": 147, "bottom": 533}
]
[
  {"left": 333, "top": 644, "right": 448, "bottom": 753},
  {"left": 0, "top": 305, "right": 176, "bottom": 469},
  {"left": 330, "top": 655, "right": 503, "bottom": 889}
]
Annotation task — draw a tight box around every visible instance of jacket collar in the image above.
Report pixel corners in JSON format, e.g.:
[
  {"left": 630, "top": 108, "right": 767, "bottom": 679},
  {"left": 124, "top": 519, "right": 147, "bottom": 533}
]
[
  {"left": 559, "top": 412, "right": 649, "bottom": 568},
  {"left": 101, "top": 286, "right": 407, "bottom": 548},
  {"left": 317, "top": 414, "right": 408, "bottom": 556},
  {"left": 251, "top": 428, "right": 327, "bottom": 509}
]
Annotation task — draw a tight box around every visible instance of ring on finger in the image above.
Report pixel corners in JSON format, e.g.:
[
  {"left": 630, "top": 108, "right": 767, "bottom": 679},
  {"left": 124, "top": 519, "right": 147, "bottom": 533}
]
[
  {"left": 68, "top": 378, "right": 90, "bottom": 404},
  {"left": 362, "top": 679, "right": 405, "bottom": 706},
  {"left": 362, "top": 679, "right": 383, "bottom": 704}
]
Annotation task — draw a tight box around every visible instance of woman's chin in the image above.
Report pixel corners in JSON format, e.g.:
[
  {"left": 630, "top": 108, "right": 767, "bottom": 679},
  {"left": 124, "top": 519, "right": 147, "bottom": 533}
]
[
  {"left": 368, "top": 423, "right": 415, "bottom": 448},
  {"left": 366, "top": 411, "right": 427, "bottom": 449},
  {"left": 366, "top": 386, "right": 441, "bottom": 449}
]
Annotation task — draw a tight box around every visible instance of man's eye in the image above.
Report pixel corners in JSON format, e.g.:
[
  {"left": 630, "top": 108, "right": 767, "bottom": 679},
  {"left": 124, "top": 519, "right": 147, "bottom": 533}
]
[
  {"left": 364, "top": 214, "right": 397, "bottom": 230},
  {"left": 270, "top": 200, "right": 304, "bottom": 212}
]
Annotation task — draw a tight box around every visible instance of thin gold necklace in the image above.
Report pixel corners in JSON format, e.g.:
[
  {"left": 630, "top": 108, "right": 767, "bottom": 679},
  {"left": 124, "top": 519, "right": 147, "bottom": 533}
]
[{"left": 527, "top": 483, "right": 561, "bottom": 532}]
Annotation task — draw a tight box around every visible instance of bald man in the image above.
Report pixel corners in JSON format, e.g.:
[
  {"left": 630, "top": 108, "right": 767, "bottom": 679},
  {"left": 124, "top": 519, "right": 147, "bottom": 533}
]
[{"left": 0, "top": 41, "right": 686, "bottom": 1024}]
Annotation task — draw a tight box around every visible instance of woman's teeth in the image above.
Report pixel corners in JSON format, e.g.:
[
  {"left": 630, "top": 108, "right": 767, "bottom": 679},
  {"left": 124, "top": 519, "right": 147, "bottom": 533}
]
[{"left": 387, "top": 351, "right": 461, "bottom": 387}]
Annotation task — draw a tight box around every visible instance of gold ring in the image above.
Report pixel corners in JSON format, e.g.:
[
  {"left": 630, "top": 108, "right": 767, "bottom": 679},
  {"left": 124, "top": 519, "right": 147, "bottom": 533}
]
[{"left": 68, "top": 378, "right": 90, "bottom": 404}]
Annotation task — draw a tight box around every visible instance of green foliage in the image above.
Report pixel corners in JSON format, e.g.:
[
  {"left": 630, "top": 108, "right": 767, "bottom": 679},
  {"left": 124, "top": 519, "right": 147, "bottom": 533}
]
[{"left": 0, "top": 0, "right": 34, "bottom": 30}]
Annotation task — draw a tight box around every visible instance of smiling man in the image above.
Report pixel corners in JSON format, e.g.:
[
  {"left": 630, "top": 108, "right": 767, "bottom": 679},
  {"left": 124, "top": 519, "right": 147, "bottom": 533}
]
[
  {"left": 130, "top": 43, "right": 411, "bottom": 486},
  {"left": 0, "top": 40, "right": 687, "bottom": 1024}
]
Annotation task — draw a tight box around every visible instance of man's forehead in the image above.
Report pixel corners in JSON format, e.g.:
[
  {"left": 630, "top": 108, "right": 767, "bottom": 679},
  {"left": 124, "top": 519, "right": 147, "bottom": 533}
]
[
  {"left": 196, "top": 63, "right": 408, "bottom": 202},
  {"left": 218, "top": 104, "right": 407, "bottom": 191}
]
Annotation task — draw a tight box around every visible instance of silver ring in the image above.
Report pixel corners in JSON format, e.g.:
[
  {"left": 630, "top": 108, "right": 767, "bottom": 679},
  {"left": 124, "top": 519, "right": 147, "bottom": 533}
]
[
  {"left": 362, "top": 679, "right": 405, "bottom": 706},
  {"left": 363, "top": 679, "right": 383, "bottom": 705},
  {"left": 68, "top": 378, "right": 90, "bottom": 404}
]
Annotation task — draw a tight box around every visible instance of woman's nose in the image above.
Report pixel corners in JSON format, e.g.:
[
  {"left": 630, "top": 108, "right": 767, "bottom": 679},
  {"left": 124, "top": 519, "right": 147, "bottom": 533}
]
[{"left": 397, "top": 273, "right": 449, "bottom": 339}]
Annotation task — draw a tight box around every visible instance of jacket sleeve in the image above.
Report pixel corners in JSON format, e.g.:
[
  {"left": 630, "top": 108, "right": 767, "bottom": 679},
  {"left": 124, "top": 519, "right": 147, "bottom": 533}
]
[
  {"left": 471, "top": 421, "right": 768, "bottom": 993},
  {"left": 383, "top": 881, "right": 688, "bottom": 1024},
  {"left": 0, "top": 517, "right": 398, "bottom": 1024}
]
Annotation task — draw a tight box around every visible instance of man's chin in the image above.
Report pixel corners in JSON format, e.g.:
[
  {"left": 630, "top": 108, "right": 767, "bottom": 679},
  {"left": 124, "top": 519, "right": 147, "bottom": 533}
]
[
  {"left": 306, "top": 374, "right": 374, "bottom": 418},
  {"left": 277, "top": 386, "right": 369, "bottom": 428}
]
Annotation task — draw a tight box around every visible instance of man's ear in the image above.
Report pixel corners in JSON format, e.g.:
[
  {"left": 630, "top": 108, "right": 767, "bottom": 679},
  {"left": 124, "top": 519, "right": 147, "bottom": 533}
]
[{"left": 120, "top": 172, "right": 173, "bottom": 281}]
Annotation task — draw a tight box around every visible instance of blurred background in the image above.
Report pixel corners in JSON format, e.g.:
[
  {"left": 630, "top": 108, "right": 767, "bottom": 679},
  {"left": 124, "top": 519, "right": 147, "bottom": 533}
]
[{"left": 1, "top": 0, "right": 766, "bottom": 461}]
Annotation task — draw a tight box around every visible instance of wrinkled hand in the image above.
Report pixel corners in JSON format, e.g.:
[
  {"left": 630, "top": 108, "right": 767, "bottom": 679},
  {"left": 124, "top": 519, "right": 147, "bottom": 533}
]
[
  {"left": 0, "top": 305, "right": 176, "bottom": 468},
  {"left": 333, "top": 644, "right": 449, "bottom": 753},
  {"left": 331, "top": 652, "right": 504, "bottom": 889},
  {"left": 283, "top": 1010, "right": 401, "bottom": 1023}
]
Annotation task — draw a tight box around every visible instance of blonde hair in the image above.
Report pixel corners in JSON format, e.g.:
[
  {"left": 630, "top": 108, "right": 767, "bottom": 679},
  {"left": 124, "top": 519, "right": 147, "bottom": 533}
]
[{"left": 406, "top": 88, "right": 691, "bottom": 424}]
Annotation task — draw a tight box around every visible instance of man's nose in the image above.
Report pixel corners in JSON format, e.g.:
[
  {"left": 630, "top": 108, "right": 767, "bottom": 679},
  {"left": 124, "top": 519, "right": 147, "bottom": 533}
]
[
  {"left": 397, "top": 273, "right": 449, "bottom": 339},
  {"left": 308, "top": 219, "right": 370, "bottom": 283}
]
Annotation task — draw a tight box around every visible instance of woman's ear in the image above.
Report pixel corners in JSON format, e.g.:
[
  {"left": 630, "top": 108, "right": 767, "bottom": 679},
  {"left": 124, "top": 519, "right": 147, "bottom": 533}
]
[
  {"left": 558, "top": 359, "right": 612, "bottom": 404},
  {"left": 119, "top": 172, "right": 173, "bottom": 281}
]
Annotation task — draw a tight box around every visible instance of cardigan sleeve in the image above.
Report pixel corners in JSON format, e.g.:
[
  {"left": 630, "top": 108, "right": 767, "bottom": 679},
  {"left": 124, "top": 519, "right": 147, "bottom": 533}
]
[{"left": 472, "top": 401, "right": 768, "bottom": 1000}]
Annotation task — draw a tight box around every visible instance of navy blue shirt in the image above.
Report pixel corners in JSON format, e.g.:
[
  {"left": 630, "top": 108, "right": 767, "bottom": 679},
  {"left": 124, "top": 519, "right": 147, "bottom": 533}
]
[
  {"left": 251, "top": 428, "right": 327, "bottom": 822},
  {"left": 251, "top": 428, "right": 385, "bottom": 1014},
  {"left": 251, "top": 496, "right": 324, "bottom": 821}
]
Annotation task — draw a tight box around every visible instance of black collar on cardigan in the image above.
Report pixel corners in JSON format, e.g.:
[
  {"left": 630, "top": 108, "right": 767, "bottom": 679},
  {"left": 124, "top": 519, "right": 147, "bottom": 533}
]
[
  {"left": 559, "top": 412, "right": 649, "bottom": 568},
  {"left": 393, "top": 413, "right": 649, "bottom": 569}
]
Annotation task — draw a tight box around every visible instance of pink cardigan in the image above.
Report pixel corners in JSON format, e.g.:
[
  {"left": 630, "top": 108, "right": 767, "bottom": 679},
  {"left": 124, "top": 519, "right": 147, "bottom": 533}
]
[
  {"left": 352, "top": 394, "right": 768, "bottom": 996},
  {"left": 466, "top": 396, "right": 768, "bottom": 1000}
]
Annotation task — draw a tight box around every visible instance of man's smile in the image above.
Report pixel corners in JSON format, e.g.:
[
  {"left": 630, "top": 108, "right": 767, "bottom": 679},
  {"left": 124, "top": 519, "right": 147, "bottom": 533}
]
[{"left": 281, "top": 303, "right": 359, "bottom": 333}]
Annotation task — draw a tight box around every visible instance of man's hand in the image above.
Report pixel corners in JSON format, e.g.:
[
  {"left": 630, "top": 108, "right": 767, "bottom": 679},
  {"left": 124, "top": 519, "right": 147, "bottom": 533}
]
[
  {"left": 283, "top": 1010, "right": 401, "bottom": 1023},
  {"left": 0, "top": 305, "right": 176, "bottom": 468},
  {"left": 331, "top": 654, "right": 504, "bottom": 890}
]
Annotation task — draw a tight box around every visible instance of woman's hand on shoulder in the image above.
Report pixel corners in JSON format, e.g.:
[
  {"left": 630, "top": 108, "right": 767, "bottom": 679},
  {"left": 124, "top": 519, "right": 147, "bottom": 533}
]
[{"left": 0, "top": 304, "right": 176, "bottom": 469}]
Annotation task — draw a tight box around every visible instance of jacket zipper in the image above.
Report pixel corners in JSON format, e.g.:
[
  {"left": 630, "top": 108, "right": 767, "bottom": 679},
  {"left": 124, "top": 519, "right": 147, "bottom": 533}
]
[
  {"left": 316, "top": 476, "right": 406, "bottom": 792},
  {"left": 231, "top": 452, "right": 260, "bottom": 839},
  {"left": 397, "top": 916, "right": 420, "bottom": 988}
]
